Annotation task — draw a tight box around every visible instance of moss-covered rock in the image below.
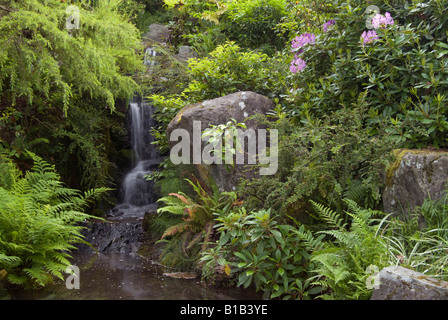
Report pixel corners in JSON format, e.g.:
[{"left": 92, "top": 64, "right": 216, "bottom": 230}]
[{"left": 383, "top": 149, "right": 448, "bottom": 215}]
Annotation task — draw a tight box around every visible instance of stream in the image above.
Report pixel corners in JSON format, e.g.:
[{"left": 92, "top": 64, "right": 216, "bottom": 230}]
[{"left": 3, "top": 252, "right": 261, "bottom": 300}]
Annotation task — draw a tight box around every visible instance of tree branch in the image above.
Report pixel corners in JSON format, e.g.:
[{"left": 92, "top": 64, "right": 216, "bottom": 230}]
[{"left": 0, "top": 5, "right": 15, "bottom": 13}]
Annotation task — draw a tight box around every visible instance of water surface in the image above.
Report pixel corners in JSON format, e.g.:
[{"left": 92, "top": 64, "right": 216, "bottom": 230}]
[{"left": 4, "top": 253, "right": 261, "bottom": 300}]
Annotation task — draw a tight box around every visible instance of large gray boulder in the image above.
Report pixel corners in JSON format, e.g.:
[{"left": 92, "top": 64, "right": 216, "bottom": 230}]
[
  {"left": 166, "top": 91, "right": 275, "bottom": 191},
  {"left": 371, "top": 266, "right": 448, "bottom": 300},
  {"left": 383, "top": 150, "right": 448, "bottom": 215}
]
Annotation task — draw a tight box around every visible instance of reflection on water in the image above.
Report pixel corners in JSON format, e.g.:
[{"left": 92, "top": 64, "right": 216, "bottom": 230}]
[{"left": 3, "top": 253, "right": 261, "bottom": 300}]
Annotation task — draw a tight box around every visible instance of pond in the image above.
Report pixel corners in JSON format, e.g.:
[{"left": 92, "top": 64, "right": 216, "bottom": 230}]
[{"left": 2, "top": 253, "right": 262, "bottom": 300}]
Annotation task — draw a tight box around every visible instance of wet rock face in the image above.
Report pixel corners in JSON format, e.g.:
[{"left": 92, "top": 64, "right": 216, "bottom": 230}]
[
  {"left": 77, "top": 219, "right": 144, "bottom": 255},
  {"left": 371, "top": 266, "right": 448, "bottom": 300},
  {"left": 383, "top": 150, "right": 448, "bottom": 215}
]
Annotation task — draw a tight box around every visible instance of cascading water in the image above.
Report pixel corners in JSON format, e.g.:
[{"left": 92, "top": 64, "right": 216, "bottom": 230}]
[{"left": 109, "top": 97, "right": 161, "bottom": 218}]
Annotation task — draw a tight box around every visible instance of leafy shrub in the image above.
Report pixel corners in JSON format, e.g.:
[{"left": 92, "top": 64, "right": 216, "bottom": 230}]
[
  {"left": 0, "top": 152, "right": 107, "bottom": 288},
  {"left": 148, "top": 94, "right": 187, "bottom": 155},
  {"left": 273, "top": 0, "right": 337, "bottom": 39},
  {"left": 221, "top": 0, "right": 288, "bottom": 51},
  {"left": 184, "top": 41, "right": 288, "bottom": 102},
  {"left": 241, "top": 102, "right": 396, "bottom": 220},
  {"left": 286, "top": 0, "right": 448, "bottom": 148},
  {"left": 201, "top": 207, "right": 324, "bottom": 299}
]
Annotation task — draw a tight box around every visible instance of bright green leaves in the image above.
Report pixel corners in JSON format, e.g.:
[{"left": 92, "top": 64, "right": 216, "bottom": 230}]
[
  {"left": 202, "top": 207, "right": 324, "bottom": 299},
  {"left": 221, "top": 0, "right": 288, "bottom": 50},
  {"left": 0, "top": 0, "right": 142, "bottom": 115},
  {"left": 185, "top": 41, "right": 286, "bottom": 102},
  {"left": 0, "top": 151, "right": 107, "bottom": 288}
]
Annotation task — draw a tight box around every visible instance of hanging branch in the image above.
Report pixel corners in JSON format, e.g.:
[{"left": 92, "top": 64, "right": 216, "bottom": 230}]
[{"left": 0, "top": 5, "right": 15, "bottom": 13}]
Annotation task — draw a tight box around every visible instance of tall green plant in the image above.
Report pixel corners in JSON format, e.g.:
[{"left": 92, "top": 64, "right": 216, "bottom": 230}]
[
  {"left": 0, "top": 0, "right": 142, "bottom": 115},
  {"left": 0, "top": 152, "right": 108, "bottom": 288},
  {"left": 241, "top": 102, "right": 395, "bottom": 220},
  {"left": 309, "top": 199, "right": 392, "bottom": 300},
  {"left": 154, "top": 178, "right": 237, "bottom": 269}
]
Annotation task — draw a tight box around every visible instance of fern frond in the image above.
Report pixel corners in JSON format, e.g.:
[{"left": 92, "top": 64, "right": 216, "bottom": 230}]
[
  {"left": 168, "top": 192, "right": 192, "bottom": 205},
  {"left": 311, "top": 200, "right": 347, "bottom": 230},
  {"left": 318, "top": 229, "right": 362, "bottom": 248},
  {"left": 312, "top": 251, "right": 353, "bottom": 285},
  {"left": 161, "top": 223, "right": 190, "bottom": 239},
  {"left": 0, "top": 253, "right": 21, "bottom": 268},
  {"left": 23, "top": 264, "right": 47, "bottom": 286},
  {"left": 343, "top": 199, "right": 382, "bottom": 234},
  {"left": 292, "top": 224, "right": 326, "bottom": 251},
  {"left": 7, "top": 273, "right": 28, "bottom": 286},
  {"left": 157, "top": 197, "right": 187, "bottom": 215},
  {"left": 344, "top": 179, "right": 367, "bottom": 204},
  {"left": 0, "top": 152, "right": 106, "bottom": 288}
]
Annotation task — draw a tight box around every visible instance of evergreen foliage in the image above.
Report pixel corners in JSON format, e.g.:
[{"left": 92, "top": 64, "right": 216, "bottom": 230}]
[
  {"left": 0, "top": 0, "right": 142, "bottom": 115},
  {"left": 0, "top": 0, "right": 144, "bottom": 191},
  {"left": 0, "top": 151, "right": 108, "bottom": 288}
]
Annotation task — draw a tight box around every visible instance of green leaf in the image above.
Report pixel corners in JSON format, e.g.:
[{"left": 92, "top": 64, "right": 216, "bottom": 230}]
[
  {"left": 436, "top": 42, "right": 448, "bottom": 49},
  {"left": 307, "top": 286, "right": 323, "bottom": 295},
  {"left": 234, "top": 251, "right": 247, "bottom": 261},
  {"left": 277, "top": 267, "right": 285, "bottom": 276}
]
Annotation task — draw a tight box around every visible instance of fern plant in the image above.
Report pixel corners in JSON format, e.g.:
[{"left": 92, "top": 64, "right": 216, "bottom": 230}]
[
  {"left": 155, "top": 178, "right": 238, "bottom": 269},
  {"left": 0, "top": 152, "right": 107, "bottom": 288},
  {"left": 309, "top": 199, "right": 392, "bottom": 300}
]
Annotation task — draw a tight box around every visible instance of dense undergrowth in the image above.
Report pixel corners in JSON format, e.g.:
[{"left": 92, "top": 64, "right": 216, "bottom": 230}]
[
  {"left": 148, "top": 0, "right": 448, "bottom": 300},
  {"left": 2, "top": 0, "right": 448, "bottom": 300}
]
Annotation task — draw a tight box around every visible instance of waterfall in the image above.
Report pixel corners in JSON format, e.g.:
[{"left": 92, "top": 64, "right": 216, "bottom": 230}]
[{"left": 109, "top": 97, "right": 161, "bottom": 218}]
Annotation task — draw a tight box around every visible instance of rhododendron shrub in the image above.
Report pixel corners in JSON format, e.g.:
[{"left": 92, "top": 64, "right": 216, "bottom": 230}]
[{"left": 286, "top": 0, "right": 448, "bottom": 149}]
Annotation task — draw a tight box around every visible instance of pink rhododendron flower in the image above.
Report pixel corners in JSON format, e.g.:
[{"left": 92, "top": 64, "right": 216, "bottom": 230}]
[
  {"left": 372, "top": 12, "right": 394, "bottom": 29},
  {"left": 361, "top": 30, "right": 379, "bottom": 45},
  {"left": 290, "top": 57, "right": 307, "bottom": 73},
  {"left": 322, "top": 20, "right": 336, "bottom": 32},
  {"left": 291, "top": 33, "right": 316, "bottom": 51}
]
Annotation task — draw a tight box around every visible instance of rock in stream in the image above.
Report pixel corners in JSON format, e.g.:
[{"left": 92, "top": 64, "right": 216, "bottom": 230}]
[{"left": 77, "top": 216, "right": 145, "bottom": 255}]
